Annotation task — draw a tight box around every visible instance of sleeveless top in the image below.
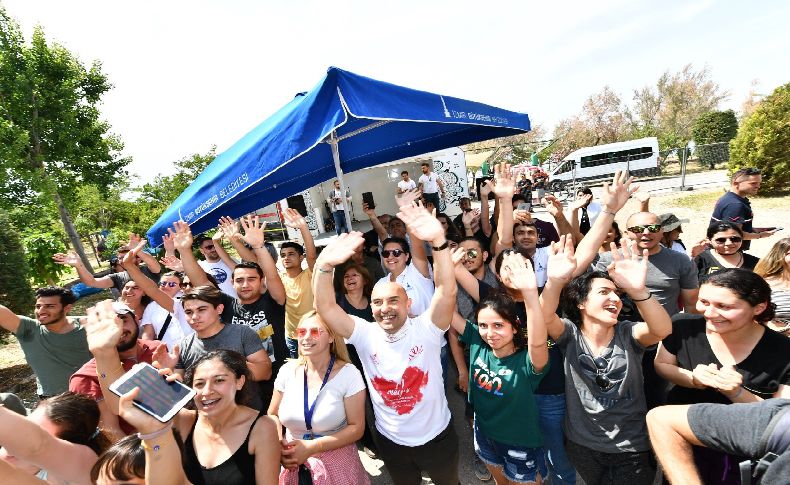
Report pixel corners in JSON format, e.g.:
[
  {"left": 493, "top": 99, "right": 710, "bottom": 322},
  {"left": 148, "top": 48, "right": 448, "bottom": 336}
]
[{"left": 183, "top": 414, "right": 261, "bottom": 485}]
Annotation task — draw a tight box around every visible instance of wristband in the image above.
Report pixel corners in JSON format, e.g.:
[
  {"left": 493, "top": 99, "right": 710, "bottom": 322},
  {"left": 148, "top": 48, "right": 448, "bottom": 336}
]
[
  {"left": 432, "top": 241, "right": 449, "bottom": 251},
  {"left": 137, "top": 421, "right": 173, "bottom": 441},
  {"left": 630, "top": 291, "right": 652, "bottom": 302},
  {"left": 602, "top": 209, "right": 617, "bottom": 216},
  {"left": 316, "top": 265, "right": 333, "bottom": 274}
]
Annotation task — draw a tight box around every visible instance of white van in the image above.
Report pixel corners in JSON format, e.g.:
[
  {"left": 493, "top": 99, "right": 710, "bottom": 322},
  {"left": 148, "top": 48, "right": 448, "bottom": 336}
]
[{"left": 547, "top": 137, "right": 660, "bottom": 193}]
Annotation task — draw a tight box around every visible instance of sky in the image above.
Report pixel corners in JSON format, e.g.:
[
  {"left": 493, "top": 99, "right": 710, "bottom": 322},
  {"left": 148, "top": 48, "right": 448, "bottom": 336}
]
[{"left": 3, "top": 0, "right": 789, "bottom": 184}]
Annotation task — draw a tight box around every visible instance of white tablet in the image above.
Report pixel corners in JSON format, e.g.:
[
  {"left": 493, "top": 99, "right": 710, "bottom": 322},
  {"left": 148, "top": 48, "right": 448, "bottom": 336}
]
[{"left": 109, "top": 362, "right": 196, "bottom": 423}]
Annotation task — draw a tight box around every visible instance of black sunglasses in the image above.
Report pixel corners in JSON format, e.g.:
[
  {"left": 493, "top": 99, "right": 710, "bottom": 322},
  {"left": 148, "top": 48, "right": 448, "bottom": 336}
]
[
  {"left": 579, "top": 354, "right": 614, "bottom": 391},
  {"left": 159, "top": 281, "right": 178, "bottom": 288},
  {"left": 381, "top": 249, "right": 405, "bottom": 258},
  {"left": 714, "top": 236, "right": 743, "bottom": 244},
  {"left": 627, "top": 224, "right": 662, "bottom": 234}
]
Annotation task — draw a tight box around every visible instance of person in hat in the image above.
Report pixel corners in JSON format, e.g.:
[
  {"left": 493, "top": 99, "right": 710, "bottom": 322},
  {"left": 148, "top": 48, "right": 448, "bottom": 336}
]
[
  {"left": 659, "top": 213, "right": 691, "bottom": 256},
  {"left": 69, "top": 301, "right": 163, "bottom": 440}
]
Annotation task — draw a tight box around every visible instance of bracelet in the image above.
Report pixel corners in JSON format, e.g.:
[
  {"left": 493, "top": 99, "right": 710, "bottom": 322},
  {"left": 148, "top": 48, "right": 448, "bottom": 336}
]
[
  {"left": 722, "top": 386, "right": 744, "bottom": 400},
  {"left": 630, "top": 291, "right": 652, "bottom": 302},
  {"left": 137, "top": 422, "right": 173, "bottom": 441},
  {"left": 602, "top": 209, "right": 617, "bottom": 216},
  {"left": 99, "top": 365, "right": 125, "bottom": 380},
  {"left": 252, "top": 245, "right": 265, "bottom": 249},
  {"left": 316, "top": 265, "right": 333, "bottom": 274},
  {"left": 432, "top": 241, "right": 449, "bottom": 251}
]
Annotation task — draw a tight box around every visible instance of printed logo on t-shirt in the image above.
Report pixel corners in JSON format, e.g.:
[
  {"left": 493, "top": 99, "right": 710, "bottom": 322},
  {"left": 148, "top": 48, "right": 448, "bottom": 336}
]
[
  {"left": 473, "top": 356, "right": 504, "bottom": 396},
  {"left": 210, "top": 268, "right": 228, "bottom": 284},
  {"left": 371, "top": 366, "right": 429, "bottom": 415}
]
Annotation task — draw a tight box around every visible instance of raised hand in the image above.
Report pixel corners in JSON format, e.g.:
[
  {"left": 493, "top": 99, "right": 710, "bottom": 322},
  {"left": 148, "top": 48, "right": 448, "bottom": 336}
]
[
  {"left": 152, "top": 343, "right": 180, "bottom": 371},
  {"left": 282, "top": 208, "right": 307, "bottom": 229},
  {"left": 120, "top": 240, "right": 147, "bottom": 269},
  {"left": 631, "top": 190, "right": 651, "bottom": 204},
  {"left": 316, "top": 232, "right": 364, "bottom": 268},
  {"left": 501, "top": 251, "right": 538, "bottom": 293},
  {"left": 397, "top": 202, "right": 444, "bottom": 244},
  {"left": 127, "top": 233, "right": 143, "bottom": 249},
  {"left": 606, "top": 239, "right": 648, "bottom": 295},
  {"left": 53, "top": 251, "right": 81, "bottom": 267},
  {"left": 362, "top": 202, "right": 377, "bottom": 219},
  {"left": 480, "top": 180, "right": 494, "bottom": 199},
  {"left": 543, "top": 194, "right": 564, "bottom": 217},
  {"left": 492, "top": 163, "right": 516, "bottom": 199},
  {"left": 461, "top": 208, "right": 481, "bottom": 228},
  {"left": 162, "top": 233, "right": 176, "bottom": 254},
  {"left": 547, "top": 235, "right": 578, "bottom": 283},
  {"left": 450, "top": 246, "right": 467, "bottom": 267},
  {"left": 513, "top": 209, "right": 532, "bottom": 224},
  {"left": 569, "top": 193, "right": 593, "bottom": 211},
  {"left": 600, "top": 170, "right": 639, "bottom": 213},
  {"left": 218, "top": 216, "right": 241, "bottom": 240},
  {"left": 170, "top": 221, "right": 193, "bottom": 252},
  {"left": 159, "top": 255, "right": 184, "bottom": 272},
  {"left": 240, "top": 215, "right": 266, "bottom": 248},
  {"left": 689, "top": 238, "right": 710, "bottom": 258},
  {"left": 84, "top": 300, "right": 123, "bottom": 355},
  {"left": 395, "top": 187, "right": 422, "bottom": 208},
  {"left": 211, "top": 228, "right": 224, "bottom": 243}
]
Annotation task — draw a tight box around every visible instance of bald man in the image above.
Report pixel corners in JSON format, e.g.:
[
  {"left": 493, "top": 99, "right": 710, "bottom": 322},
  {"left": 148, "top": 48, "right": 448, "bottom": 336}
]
[{"left": 313, "top": 204, "right": 460, "bottom": 485}]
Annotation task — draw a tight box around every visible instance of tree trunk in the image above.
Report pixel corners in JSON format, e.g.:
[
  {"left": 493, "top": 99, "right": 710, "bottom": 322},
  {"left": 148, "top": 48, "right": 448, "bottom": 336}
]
[{"left": 53, "top": 190, "right": 94, "bottom": 273}]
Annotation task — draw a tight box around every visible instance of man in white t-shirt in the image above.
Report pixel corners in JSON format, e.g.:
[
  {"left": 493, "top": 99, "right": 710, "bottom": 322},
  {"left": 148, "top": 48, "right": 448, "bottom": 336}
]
[
  {"left": 328, "top": 179, "right": 352, "bottom": 235},
  {"left": 417, "top": 162, "right": 445, "bottom": 211},
  {"left": 313, "top": 205, "right": 459, "bottom": 485},
  {"left": 195, "top": 233, "right": 238, "bottom": 298},
  {"left": 397, "top": 170, "right": 417, "bottom": 194}
]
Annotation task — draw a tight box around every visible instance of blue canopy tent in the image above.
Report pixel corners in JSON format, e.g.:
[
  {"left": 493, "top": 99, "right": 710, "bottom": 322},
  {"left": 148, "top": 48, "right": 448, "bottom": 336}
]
[{"left": 147, "top": 67, "right": 530, "bottom": 245}]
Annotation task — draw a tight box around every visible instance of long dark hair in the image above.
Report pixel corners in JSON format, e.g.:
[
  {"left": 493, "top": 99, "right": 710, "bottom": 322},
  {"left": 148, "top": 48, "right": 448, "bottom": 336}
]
[
  {"left": 90, "top": 430, "right": 185, "bottom": 482},
  {"left": 702, "top": 268, "right": 776, "bottom": 324},
  {"left": 477, "top": 292, "right": 528, "bottom": 351},
  {"left": 39, "top": 392, "right": 112, "bottom": 456},
  {"left": 185, "top": 350, "right": 252, "bottom": 406}
]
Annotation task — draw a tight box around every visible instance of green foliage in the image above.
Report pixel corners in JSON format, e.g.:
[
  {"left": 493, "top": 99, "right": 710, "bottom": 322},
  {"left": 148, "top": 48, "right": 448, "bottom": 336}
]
[
  {"left": 729, "top": 82, "right": 790, "bottom": 193},
  {"left": 692, "top": 110, "right": 738, "bottom": 168},
  {"left": 0, "top": 210, "right": 34, "bottom": 314},
  {"left": 23, "top": 232, "right": 67, "bottom": 286}
]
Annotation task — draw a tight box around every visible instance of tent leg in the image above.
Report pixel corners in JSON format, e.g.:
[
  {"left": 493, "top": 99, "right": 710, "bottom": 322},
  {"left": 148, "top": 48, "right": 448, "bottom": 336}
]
[{"left": 329, "top": 132, "right": 354, "bottom": 234}]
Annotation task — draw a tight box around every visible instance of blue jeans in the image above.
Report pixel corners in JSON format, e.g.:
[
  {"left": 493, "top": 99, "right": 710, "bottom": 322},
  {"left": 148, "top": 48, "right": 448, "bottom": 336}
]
[
  {"left": 333, "top": 210, "right": 349, "bottom": 235},
  {"left": 535, "top": 393, "right": 576, "bottom": 485},
  {"left": 285, "top": 336, "right": 299, "bottom": 359}
]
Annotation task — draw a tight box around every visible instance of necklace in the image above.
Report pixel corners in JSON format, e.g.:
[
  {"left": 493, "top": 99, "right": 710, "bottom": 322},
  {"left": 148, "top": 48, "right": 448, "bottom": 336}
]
[{"left": 384, "top": 320, "right": 410, "bottom": 343}]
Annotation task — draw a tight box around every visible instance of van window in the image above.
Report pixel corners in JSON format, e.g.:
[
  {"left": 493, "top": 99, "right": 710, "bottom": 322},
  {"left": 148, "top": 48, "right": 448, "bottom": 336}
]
[{"left": 580, "top": 146, "right": 654, "bottom": 168}]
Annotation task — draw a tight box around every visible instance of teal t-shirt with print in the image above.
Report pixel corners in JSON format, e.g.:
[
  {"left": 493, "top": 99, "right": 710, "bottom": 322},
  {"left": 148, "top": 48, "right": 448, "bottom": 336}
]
[{"left": 460, "top": 320, "right": 547, "bottom": 447}]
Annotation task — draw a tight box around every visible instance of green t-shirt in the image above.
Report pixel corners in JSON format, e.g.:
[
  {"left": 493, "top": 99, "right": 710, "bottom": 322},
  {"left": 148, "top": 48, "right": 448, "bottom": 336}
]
[
  {"left": 460, "top": 320, "right": 547, "bottom": 447},
  {"left": 14, "top": 316, "right": 93, "bottom": 396}
]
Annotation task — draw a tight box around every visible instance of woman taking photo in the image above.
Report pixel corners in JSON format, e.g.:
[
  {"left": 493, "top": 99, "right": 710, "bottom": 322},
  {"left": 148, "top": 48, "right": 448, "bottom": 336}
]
[
  {"left": 268, "top": 311, "right": 369, "bottom": 484},
  {"left": 755, "top": 237, "right": 790, "bottom": 335},
  {"left": 655, "top": 268, "right": 790, "bottom": 483},
  {"left": 450, "top": 251, "right": 549, "bottom": 485},
  {"left": 539, "top": 238, "right": 672, "bottom": 485},
  {"left": 694, "top": 222, "right": 759, "bottom": 278}
]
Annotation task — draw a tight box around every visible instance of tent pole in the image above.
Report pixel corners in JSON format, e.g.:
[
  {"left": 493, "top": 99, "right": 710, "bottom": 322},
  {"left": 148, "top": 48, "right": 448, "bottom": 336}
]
[{"left": 329, "top": 131, "right": 354, "bottom": 233}]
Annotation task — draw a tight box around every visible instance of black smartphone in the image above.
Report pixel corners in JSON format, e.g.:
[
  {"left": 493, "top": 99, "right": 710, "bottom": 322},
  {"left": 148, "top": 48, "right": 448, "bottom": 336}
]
[
  {"left": 362, "top": 192, "right": 375, "bottom": 210},
  {"left": 109, "top": 363, "right": 195, "bottom": 422}
]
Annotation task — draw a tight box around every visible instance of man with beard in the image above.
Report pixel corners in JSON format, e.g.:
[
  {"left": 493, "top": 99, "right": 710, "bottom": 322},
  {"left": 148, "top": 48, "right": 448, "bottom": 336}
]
[
  {"left": 0, "top": 287, "right": 92, "bottom": 399},
  {"left": 69, "top": 301, "right": 162, "bottom": 439}
]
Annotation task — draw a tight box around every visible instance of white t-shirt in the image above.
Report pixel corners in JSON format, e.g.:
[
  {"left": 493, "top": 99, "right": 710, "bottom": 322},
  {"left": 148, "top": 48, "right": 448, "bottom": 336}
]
[
  {"left": 274, "top": 360, "right": 365, "bottom": 439},
  {"left": 574, "top": 201, "right": 602, "bottom": 228},
  {"left": 328, "top": 188, "right": 350, "bottom": 211},
  {"left": 397, "top": 179, "right": 417, "bottom": 192},
  {"left": 533, "top": 246, "right": 550, "bottom": 288},
  {"left": 418, "top": 173, "right": 440, "bottom": 194},
  {"left": 375, "top": 261, "right": 435, "bottom": 317},
  {"left": 140, "top": 299, "right": 194, "bottom": 351},
  {"left": 347, "top": 314, "right": 451, "bottom": 446},
  {"left": 198, "top": 259, "right": 237, "bottom": 298}
]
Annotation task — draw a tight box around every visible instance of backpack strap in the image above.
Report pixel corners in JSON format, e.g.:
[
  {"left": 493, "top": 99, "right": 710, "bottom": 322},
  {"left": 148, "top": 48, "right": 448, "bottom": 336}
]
[
  {"left": 740, "top": 401, "right": 790, "bottom": 485},
  {"left": 157, "top": 314, "right": 173, "bottom": 341}
]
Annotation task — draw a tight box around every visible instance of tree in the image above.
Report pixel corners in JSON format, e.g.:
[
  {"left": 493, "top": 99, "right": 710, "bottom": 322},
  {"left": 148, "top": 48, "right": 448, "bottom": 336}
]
[
  {"left": 691, "top": 110, "right": 738, "bottom": 168},
  {"left": 629, "top": 64, "right": 728, "bottom": 149},
  {"left": 0, "top": 210, "right": 34, "bottom": 314},
  {"left": 0, "top": 8, "right": 130, "bottom": 272},
  {"left": 729, "top": 82, "right": 790, "bottom": 193}
]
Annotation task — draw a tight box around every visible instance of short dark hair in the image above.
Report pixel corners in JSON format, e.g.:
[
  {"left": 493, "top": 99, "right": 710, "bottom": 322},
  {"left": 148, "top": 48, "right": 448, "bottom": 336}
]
[
  {"left": 280, "top": 241, "right": 305, "bottom": 255},
  {"left": 731, "top": 167, "right": 761, "bottom": 183},
  {"left": 512, "top": 194, "right": 527, "bottom": 204},
  {"left": 185, "top": 350, "right": 252, "bottom": 406},
  {"left": 35, "top": 286, "right": 76, "bottom": 306},
  {"left": 182, "top": 285, "right": 223, "bottom": 308},
  {"left": 701, "top": 269, "right": 775, "bottom": 324},
  {"left": 382, "top": 237, "right": 410, "bottom": 254},
  {"left": 421, "top": 162, "right": 430, "bottom": 168},
  {"left": 194, "top": 235, "right": 212, "bottom": 248},
  {"left": 561, "top": 271, "right": 614, "bottom": 324},
  {"left": 578, "top": 187, "right": 593, "bottom": 196},
  {"left": 460, "top": 236, "right": 484, "bottom": 251},
  {"left": 401, "top": 170, "right": 409, "bottom": 175},
  {"left": 706, "top": 221, "right": 744, "bottom": 239},
  {"left": 232, "top": 261, "right": 264, "bottom": 279}
]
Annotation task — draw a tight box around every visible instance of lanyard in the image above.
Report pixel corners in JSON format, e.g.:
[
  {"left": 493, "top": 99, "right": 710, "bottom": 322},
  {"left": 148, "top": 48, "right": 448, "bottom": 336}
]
[{"left": 303, "top": 355, "right": 335, "bottom": 439}]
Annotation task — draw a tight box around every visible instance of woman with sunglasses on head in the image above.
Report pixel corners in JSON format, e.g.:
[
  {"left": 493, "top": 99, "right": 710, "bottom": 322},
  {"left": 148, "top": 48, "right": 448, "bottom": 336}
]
[
  {"left": 449, "top": 251, "right": 550, "bottom": 485},
  {"left": 755, "top": 237, "right": 790, "bottom": 335},
  {"left": 655, "top": 268, "right": 790, "bottom": 483},
  {"left": 694, "top": 222, "right": 759, "bottom": 279},
  {"left": 268, "top": 311, "right": 369, "bottom": 484},
  {"left": 539, "top": 237, "right": 672, "bottom": 485}
]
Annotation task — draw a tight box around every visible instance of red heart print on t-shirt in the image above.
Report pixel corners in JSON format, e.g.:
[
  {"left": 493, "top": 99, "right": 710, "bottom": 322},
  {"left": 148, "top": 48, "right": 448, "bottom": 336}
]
[{"left": 370, "top": 366, "right": 429, "bottom": 415}]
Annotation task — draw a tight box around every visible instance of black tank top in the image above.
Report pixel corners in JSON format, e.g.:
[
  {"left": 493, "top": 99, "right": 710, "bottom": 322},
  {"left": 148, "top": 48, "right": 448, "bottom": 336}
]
[{"left": 183, "top": 414, "right": 261, "bottom": 485}]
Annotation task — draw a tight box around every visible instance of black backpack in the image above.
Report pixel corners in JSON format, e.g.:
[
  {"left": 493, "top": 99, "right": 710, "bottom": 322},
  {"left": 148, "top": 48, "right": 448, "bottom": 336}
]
[{"left": 740, "top": 406, "right": 790, "bottom": 485}]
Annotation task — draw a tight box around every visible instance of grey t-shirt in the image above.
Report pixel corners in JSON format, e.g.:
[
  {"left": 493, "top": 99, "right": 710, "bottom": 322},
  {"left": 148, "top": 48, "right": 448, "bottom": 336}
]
[
  {"left": 177, "top": 323, "right": 266, "bottom": 410},
  {"left": 595, "top": 246, "right": 698, "bottom": 316},
  {"left": 456, "top": 268, "right": 499, "bottom": 321},
  {"left": 108, "top": 265, "right": 161, "bottom": 292},
  {"left": 555, "top": 318, "right": 653, "bottom": 453}
]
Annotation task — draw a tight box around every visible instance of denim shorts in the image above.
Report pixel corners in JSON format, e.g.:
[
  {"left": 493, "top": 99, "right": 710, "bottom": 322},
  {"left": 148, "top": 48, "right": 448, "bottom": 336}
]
[{"left": 473, "top": 419, "right": 548, "bottom": 483}]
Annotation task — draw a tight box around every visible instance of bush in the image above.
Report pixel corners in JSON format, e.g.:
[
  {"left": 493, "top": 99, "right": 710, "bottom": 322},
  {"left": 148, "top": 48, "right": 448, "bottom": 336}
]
[
  {"left": 0, "top": 210, "right": 34, "bottom": 314},
  {"left": 692, "top": 110, "right": 738, "bottom": 169},
  {"left": 729, "top": 82, "right": 790, "bottom": 192}
]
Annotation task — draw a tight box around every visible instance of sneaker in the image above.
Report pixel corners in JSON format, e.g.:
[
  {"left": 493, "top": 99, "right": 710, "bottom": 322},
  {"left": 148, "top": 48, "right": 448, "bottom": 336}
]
[{"left": 474, "top": 455, "right": 492, "bottom": 481}]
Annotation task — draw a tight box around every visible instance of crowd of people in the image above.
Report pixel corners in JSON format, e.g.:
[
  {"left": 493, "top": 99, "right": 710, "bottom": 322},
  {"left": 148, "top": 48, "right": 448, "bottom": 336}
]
[{"left": 1, "top": 164, "right": 789, "bottom": 485}]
